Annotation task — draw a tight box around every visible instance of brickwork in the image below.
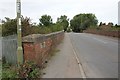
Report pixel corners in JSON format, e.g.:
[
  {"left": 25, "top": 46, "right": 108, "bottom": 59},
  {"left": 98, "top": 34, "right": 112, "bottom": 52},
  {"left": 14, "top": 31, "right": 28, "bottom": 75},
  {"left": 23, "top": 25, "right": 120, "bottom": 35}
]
[{"left": 22, "top": 31, "right": 64, "bottom": 67}]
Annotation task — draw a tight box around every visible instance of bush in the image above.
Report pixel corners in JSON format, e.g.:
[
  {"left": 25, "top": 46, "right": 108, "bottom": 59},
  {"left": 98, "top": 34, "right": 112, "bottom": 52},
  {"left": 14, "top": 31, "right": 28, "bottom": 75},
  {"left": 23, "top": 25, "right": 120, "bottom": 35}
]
[
  {"left": 2, "top": 17, "right": 64, "bottom": 37},
  {"left": 2, "top": 61, "right": 41, "bottom": 79},
  {"left": 2, "top": 63, "right": 18, "bottom": 78},
  {"left": 18, "top": 61, "right": 41, "bottom": 78}
]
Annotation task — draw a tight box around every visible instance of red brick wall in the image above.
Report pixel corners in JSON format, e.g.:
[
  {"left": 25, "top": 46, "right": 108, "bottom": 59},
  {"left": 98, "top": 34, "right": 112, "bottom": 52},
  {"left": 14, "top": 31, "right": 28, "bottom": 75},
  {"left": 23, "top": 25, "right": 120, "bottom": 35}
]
[{"left": 22, "top": 31, "right": 64, "bottom": 67}]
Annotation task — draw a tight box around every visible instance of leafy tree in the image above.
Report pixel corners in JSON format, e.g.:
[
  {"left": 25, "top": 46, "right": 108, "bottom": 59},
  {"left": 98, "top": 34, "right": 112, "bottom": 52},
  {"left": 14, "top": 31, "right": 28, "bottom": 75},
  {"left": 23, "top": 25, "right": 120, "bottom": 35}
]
[
  {"left": 2, "top": 17, "right": 17, "bottom": 36},
  {"left": 57, "top": 15, "right": 69, "bottom": 31},
  {"left": 99, "top": 22, "right": 102, "bottom": 26},
  {"left": 21, "top": 16, "right": 32, "bottom": 36},
  {"left": 108, "top": 22, "right": 113, "bottom": 27},
  {"left": 39, "top": 15, "right": 52, "bottom": 26},
  {"left": 2, "top": 16, "right": 32, "bottom": 37},
  {"left": 70, "top": 13, "right": 98, "bottom": 32}
]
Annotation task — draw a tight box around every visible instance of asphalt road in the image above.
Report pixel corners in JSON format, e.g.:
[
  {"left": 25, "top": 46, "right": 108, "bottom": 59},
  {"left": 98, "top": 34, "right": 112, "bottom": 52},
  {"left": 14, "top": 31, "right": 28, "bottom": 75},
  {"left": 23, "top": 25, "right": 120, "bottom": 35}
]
[
  {"left": 42, "top": 33, "right": 81, "bottom": 78},
  {"left": 69, "top": 33, "right": 118, "bottom": 78}
]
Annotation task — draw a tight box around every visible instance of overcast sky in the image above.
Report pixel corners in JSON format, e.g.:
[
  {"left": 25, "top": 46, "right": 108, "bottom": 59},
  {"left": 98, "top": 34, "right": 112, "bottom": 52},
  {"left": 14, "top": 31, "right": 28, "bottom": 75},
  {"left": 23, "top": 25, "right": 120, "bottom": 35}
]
[{"left": 0, "top": 0, "right": 119, "bottom": 24}]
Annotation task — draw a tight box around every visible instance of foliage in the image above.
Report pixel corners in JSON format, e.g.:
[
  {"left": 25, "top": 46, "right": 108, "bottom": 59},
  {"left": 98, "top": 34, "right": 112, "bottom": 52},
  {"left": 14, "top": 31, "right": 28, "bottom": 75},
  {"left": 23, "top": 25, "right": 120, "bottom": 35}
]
[
  {"left": 2, "top": 61, "right": 41, "bottom": 78},
  {"left": 2, "top": 16, "right": 32, "bottom": 37},
  {"left": 70, "top": 13, "right": 98, "bottom": 32},
  {"left": 2, "top": 17, "right": 17, "bottom": 36},
  {"left": 2, "top": 63, "right": 18, "bottom": 78},
  {"left": 110, "top": 25, "right": 120, "bottom": 31},
  {"left": 87, "top": 23, "right": 120, "bottom": 32},
  {"left": 50, "top": 23, "right": 63, "bottom": 32},
  {"left": 21, "top": 16, "right": 32, "bottom": 36},
  {"left": 99, "top": 22, "right": 102, "bottom": 26},
  {"left": 18, "top": 61, "right": 41, "bottom": 78},
  {"left": 0, "top": 61, "right": 2, "bottom": 79},
  {"left": 57, "top": 15, "right": 69, "bottom": 31},
  {"left": 39, "top": 14, "right": 53, "bottom": 26},
  {"left": 0, "top": 25, "right": 2, "bottom": 36},
  {"left": 2, "top": 15, "right": 63, "bottom": 37}
]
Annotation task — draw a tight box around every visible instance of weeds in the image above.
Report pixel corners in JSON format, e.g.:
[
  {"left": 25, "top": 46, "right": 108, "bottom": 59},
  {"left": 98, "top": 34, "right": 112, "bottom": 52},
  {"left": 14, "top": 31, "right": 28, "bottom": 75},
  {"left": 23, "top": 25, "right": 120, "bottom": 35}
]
[{"left": 2, "top": 61, "right": 41, "bottom": 79}]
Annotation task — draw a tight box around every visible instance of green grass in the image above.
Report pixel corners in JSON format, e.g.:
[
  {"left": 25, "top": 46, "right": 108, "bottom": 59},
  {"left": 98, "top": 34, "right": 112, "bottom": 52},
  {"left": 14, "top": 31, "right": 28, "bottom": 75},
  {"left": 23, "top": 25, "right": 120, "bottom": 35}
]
[
  {"left": 2, "top": 63, "right": 18, "bottom": 78},
  {"left": 50, "top": 49, "right": 60, "bottom": 57}
]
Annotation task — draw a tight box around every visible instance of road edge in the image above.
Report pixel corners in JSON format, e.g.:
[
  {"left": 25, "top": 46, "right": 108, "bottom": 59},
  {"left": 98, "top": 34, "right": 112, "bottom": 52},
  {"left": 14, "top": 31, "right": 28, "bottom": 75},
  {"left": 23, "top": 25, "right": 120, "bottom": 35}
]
[{"left": 68, "top": 33, "right": 87, "bottom": 78}]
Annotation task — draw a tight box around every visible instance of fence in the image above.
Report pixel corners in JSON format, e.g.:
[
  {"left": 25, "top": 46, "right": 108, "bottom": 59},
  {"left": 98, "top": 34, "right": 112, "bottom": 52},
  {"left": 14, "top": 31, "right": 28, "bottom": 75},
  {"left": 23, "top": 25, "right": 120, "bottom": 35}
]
[{"left": 2, "top": 35, "right": 17, "bottom": 65}]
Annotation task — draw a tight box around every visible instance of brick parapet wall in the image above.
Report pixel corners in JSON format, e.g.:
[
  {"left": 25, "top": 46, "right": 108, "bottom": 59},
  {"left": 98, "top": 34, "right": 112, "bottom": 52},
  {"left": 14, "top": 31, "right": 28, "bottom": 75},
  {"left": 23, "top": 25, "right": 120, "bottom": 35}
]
[{"left": 22, "top": 31, "right": 64, "bottom": 67}]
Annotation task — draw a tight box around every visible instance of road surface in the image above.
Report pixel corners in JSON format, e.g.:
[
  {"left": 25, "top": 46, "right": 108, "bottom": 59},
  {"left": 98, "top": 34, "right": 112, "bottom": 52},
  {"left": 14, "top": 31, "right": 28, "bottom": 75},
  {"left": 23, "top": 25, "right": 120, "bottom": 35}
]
[
  {"left": 42, "top": 33, "right": 82, "bottom": 78},
  {"left": 69, "top": 33, "right": 118, "bottom": 78}
]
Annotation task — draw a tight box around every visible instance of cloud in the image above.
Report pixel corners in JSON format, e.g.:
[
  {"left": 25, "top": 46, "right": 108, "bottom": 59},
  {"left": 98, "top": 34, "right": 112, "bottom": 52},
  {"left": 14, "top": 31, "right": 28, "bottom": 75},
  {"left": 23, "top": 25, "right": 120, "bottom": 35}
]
[{"left": 0, "top": 0, "right": 119, "bottom": 24}]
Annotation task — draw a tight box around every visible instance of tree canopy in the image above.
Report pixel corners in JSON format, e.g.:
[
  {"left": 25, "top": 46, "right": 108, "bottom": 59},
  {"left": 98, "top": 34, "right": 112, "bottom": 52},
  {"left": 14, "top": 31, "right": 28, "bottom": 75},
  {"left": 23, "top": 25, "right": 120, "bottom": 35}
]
[
  {"left": 2, "top": 16, "right": 32, "bottom": 36},
  {"left": 2, "top": 17, "right": 17, "bottom": 36},
  {"left": 57, "top": 15, "right": 69, "bottom": 31},
  {"left": 70, "top": 13, "right": 98, "bottom": 32},
  {"left": 1, "top": 13, "right": 99, "bottom": 36},
  {"left": 39, "top": 15, "right": 53, "bottom": 26}
]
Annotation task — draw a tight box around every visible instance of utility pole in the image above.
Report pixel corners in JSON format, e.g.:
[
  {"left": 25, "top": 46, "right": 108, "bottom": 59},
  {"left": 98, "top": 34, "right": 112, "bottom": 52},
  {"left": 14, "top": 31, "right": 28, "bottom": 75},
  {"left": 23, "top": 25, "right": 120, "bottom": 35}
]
[{"left": 16, "top": 0, "right": 23, "bottom": 65}]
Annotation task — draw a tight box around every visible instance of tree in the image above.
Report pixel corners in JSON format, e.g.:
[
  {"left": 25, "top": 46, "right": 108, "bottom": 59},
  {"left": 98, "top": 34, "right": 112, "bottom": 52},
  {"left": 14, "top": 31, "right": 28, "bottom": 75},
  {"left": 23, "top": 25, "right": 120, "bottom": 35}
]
[
  {"left": 21, "top": 16, "right": 32, "bottom": 36},
  {"left": 2, "top": 16, "right": 33, "bottom": 37},
  {"left": 2, "top": 17, "right": 17, "bottom": 36},
  {"left": 39, "top": 15, "right": 52, "bottom": 26},
  {"left": 99, "top": 22, "right": 102, "bottom": 26},
  {"left": 57, "top": 15, "right": 69, "bottom": 31},
  {"left": 108, "top": 22, "right": 113, "bottom": 27},
  {"left": 70, "top": 13, "right": 98, "bottom": 32}
]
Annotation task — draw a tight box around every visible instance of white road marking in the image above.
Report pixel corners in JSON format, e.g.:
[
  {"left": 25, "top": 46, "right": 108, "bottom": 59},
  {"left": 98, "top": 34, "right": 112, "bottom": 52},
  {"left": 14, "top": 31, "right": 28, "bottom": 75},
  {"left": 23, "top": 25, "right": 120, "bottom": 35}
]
[
  {"left": 77, "top": 33, "right": 107, "bottom": 44},
  {"left": 69, "top": 34, "right": 87, "bottom": 79},
  {"left": 93, "top": 38, "right": 107, "bottom": 44}
]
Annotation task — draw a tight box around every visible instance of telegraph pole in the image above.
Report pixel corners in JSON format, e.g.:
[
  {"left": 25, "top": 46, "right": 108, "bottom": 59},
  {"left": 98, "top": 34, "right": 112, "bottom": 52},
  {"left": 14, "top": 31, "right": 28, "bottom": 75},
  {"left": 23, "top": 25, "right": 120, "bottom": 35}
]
[{"left": 16, "top": 0, "right": 23, "bottom": 65}]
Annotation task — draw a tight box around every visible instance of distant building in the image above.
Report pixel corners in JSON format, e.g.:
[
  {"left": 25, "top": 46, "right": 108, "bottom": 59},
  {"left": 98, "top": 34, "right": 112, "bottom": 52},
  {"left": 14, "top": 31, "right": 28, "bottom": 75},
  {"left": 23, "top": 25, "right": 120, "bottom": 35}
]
[{"left": 118, "top": 1, "right": 120, "bottom": 25}]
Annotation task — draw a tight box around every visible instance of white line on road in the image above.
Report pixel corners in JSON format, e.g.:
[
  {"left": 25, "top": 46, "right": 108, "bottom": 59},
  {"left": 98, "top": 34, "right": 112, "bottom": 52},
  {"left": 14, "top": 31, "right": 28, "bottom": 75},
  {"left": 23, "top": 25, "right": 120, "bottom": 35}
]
[
  {"left": 68, "top": 34, "right": 87, "bottom": 79},
  {"left": 79, "top": 33, "right": 107, "bottom": 44},
  {"left": 93, "top": 38, "right": 107, "bottom": 44}
]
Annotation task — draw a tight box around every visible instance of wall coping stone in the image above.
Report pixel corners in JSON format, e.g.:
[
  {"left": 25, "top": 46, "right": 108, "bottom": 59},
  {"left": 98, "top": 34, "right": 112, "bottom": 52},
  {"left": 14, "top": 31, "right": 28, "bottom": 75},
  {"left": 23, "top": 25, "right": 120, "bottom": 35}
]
[{"left": 22, "top": 31, "right": 64, "bottom": 43}]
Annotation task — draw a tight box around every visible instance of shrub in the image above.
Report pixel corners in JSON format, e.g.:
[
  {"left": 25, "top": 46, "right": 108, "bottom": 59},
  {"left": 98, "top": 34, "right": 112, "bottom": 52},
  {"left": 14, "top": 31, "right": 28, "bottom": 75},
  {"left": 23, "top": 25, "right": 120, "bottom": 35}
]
[
  {"left": 2, "top": 61, "right": 41, "bottom": 79},
  {"left": 18, "top": 61, "right": 41, "bottom": 78}
]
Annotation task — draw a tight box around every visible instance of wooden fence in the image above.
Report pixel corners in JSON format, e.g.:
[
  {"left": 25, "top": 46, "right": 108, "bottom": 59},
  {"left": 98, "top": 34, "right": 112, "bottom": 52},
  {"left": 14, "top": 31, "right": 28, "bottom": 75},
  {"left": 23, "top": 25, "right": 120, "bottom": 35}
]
[{"left": 2, "top": 35, "right": 17, "bottom": 65}]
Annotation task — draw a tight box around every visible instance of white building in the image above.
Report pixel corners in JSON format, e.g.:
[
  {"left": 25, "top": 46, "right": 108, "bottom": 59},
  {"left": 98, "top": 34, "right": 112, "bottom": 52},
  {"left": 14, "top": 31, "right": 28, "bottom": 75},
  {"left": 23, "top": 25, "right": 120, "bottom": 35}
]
[{"left": 118, "top": 1, "right": 120, "bottom": 25}]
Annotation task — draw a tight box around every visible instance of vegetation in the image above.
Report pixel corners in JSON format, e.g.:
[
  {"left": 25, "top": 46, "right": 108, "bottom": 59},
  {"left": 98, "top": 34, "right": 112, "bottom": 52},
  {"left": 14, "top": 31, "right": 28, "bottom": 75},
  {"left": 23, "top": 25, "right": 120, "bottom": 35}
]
[
  {"left": 0, "top": 61, "right": 2, "bottom": 79},
  {"left": 2, "top": 17, "right": 32, "bottom": 37},
  {"left": 89, "top": 22, "right": 120, "bottom": 31},
  {"left": 70, "top": 13, "right": 98, "bottom": 32},
  {"left": 2, "top": 63, "right": 18, "bottom": 78},
  {"left": 2, "top": 61, "right": 41, "bottom": 79},
  {"left": 2, "top": 17, "right": 17, "bottom": 36},
  {"left": 39, "top": 14, "right": 53, "bottom": 26},
  {"left": 2, "top": 15, "right": 64, "bottom": 37},
  {"left": 57, "top": 15, "right": 69, "bottom": 32},
  {"left": 0, "top": 25, "right": 2, "bottom": 36},
  {"left": 1, "top": 13, "right": 120, "bottom": 36}
]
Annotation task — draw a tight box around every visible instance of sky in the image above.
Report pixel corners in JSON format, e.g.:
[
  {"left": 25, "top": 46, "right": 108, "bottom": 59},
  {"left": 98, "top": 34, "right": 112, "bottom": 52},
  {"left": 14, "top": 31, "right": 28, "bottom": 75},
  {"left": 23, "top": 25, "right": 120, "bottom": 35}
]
[{"left": 0, "top": 0, "right": 119, "bottom": 24}]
